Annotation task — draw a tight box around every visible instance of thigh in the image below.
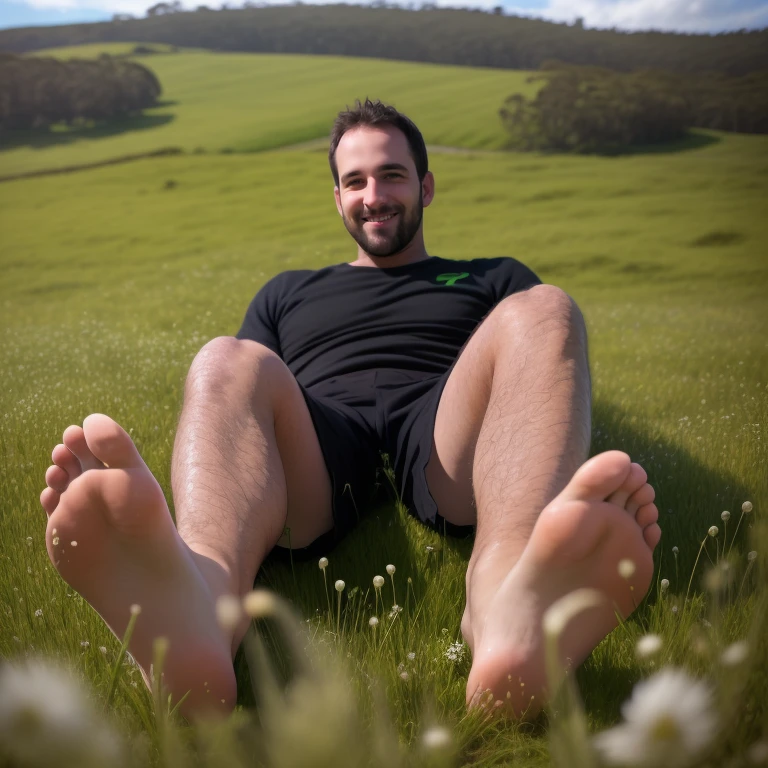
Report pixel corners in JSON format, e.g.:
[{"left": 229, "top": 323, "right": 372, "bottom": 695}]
[{"left": 424, "top": 309, "right": 499, "bottom": 526}]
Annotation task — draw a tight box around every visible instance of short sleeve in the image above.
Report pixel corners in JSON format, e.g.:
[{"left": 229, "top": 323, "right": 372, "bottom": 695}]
[
  {"left": 235, "top": 275, "right": 285, "bottom": 356},
  {"left": 492, "top": 257, "right": 542, "bottom": 303}
]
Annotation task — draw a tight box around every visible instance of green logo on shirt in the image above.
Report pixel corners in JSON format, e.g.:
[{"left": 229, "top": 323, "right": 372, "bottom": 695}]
[{"left": 435, "top": 272, "right": 469, "bottom": 286}]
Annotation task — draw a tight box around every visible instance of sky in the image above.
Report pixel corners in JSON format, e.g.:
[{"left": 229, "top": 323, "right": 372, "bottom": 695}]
[{"left": 1, "top": 0, "right": 767, "bottom": 33}]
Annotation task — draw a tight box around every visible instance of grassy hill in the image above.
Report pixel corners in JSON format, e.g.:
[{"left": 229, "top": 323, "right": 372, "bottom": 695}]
[
  {"left": 1, "top": 132, "right": 767, "bottom": 764},
  {"left": 2, "top": 5, "right": 766, "bottom": 75},
  {"left": 1, "top": 40, "right": 767, "bottom": 764},
  {"left": 1, "top": 45, "right": 536, "bottom": 177}
]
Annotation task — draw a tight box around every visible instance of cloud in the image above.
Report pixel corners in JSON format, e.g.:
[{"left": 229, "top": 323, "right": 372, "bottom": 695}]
[
  {"left": 528, "top": 0, "right": 768, "bottom": 32},
  {"left": 22, "top": 0, "right": 151, "bottom": 15}
]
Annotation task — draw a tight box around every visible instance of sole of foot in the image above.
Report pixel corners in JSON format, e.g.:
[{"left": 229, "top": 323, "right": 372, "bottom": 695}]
[
  {"left": 465, "top": 450, "right": 660, "bottom": 718},
  {"left": 41, "top": 414, "right": 237, "bottom": 719}
]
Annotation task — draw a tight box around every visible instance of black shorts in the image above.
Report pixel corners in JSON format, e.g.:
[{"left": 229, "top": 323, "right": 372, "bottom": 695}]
[{"left": 290, "top": 368, "right": 474, "bottom": 556}]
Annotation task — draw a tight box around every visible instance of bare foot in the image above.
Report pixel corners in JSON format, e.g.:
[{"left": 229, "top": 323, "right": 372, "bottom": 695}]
[
  {"left": 464, "top": 451, "right": 660, "bottom": 717},
  {"left": 41, "top": 414, "right": 237, "bottom": 718}
]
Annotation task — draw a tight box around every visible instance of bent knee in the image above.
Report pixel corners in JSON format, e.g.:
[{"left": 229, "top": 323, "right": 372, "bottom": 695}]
[
  {"left": 495, "top": 285, "right": 584, "bottom": 337},
  {"left": 186, "top": 336, "right": 291, "bottom": 399}
]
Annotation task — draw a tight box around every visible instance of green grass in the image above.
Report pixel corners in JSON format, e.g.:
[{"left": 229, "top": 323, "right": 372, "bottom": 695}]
[
  {"left": 2, "top": 45, "right": 536, "bottom": 177},
  {"left": 1, "top": 126, "right": 767, "bottom": 766}
]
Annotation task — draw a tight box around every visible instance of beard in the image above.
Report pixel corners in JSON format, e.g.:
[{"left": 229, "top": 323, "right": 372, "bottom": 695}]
[{"left": 341, "top": 190, "right": 424, "bottom": 258}]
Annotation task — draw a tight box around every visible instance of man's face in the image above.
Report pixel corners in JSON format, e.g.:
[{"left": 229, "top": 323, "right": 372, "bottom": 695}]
[{"left": 334, "top": 125, "right": 433, "bottom": 258}]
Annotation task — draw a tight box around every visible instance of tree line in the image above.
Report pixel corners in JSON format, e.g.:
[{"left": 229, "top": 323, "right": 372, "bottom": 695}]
[
  {"left": 0, "top": 54, "right": 161, "bottom": 131},
  {"left": 0, "top": 5, "right": 766, "bottom": 77},
  {"left": 499, "top": 63, "right": 768, "bottom": 153}
]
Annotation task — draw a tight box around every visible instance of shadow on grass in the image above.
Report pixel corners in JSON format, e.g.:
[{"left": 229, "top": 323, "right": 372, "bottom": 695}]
[
  {"left": 0, "top": 112, "right": 176, "bottom": 152},
  {"left": 594, "top": 130, "right": 721, "bottom": 157},
  {"left": 236, "top": 396, "right": 753, "bottom": 719}
]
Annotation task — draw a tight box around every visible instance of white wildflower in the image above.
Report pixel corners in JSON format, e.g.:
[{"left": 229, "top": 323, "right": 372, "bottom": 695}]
[
  {"left": 0, "top": 659, "right": 123, "bottom": 768},
  {"left": 444, "top": 642, "right": 466, "bottom": 663},
  {"left": 243, "top": 589, "right": 276, "bottom": 618},
  {"left": 618, "top": 559, "right": 636, "bottom": 579},
  {"left": 543, "top": 588, "right": 604, "bottom": 638},
  {"left": 34, "top": 609, "right": 42, "bottom": 618},
  {"left": 593, "top": 668, "right": 716, "bottom": 767},
  {"left": 388, "top": 604, "right": 402, "bottom": 619},
  {"left": 373, "top": 575, "right": 384, "bottom": 589},
  {"left": 99, "top": 647, "right": 107, "bottom": 655},
  {"left": 318, "top": 557, "right": 328, "bottom": 570},
  {"left": 720, "top": 510, "right": 730, "bottom": 522},
  {"left": 215, "top": 594, "right": 242, "bottom": 632},
  {"left": 748, "top": 551, "right": 757, "bottom": 562},
  {"left": 747, "top": 740, "right": 768, "bottom": 764},
  {"left": 672, "top": 546, "right": 679, "bottom": 555},
  {"left": 660, "top": 579, "right": 670, "bottom": 592},
  {"left": 742, "top": 501, "right": 753, "bottom": 513},
  {"left": 368, "top": 617, "right": 379, "bottom": 628},
  {"left": 636, "top": 634, "right": 663, "bottom": 659},
  {"left": 720, "top": 640, "right": 749, "bottom": 667},
  {"left": 708, "top": 526, "right": 718, "bottom": 538},
  {"left": 386, "top": 564, "right": 396, "bottom": 575},
  {"left": 334, "top": 580, "right": 345, "bottom": 592},
  {"left": 80, "top": 641, "right": 89, "bottom": 649},
  {"left": 407, "top": 652, "right": 416, "bottom": 661},
  {"left": 421, "top": 724, "right": 452, "bottom": 752}
]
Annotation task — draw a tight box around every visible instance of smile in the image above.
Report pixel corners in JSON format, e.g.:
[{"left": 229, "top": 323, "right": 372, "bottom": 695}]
[{"left": 363, "top": 213, "right": 396, "bottom": 223}]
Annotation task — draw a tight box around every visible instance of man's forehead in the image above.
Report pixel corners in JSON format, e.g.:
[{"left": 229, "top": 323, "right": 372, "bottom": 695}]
[{"left": 335, "top": 125, "right": 414, "bottom": 172}]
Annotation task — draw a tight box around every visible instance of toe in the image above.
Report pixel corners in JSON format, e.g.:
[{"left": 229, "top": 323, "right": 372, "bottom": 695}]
[
  {"left": 82, "top": 414, "right": 145, "bottom": 470},
  {"left": 607, "top": 463, "right": 648, "bottom": 509},
  {"left": 63, "top": 425, "right": 104, "bottom": 471},
  {"left": 40, "top": 486, "right": 60, "bottom": 516},
  {"left": 45, "top": 464, "right": 70, "bottom": 493},
  {"left": 626, "top": 482, "right": 655, "bottom": 516},
  {"left": 558, "top": 451, "right": 632, "bottom": 504},
  {"left": 636, "top": 503, "right": 658, "bottom": 529},
  {"left": 52, "top": 443, "right": 82, "bottom": 480},
  {"left": 643, "top": 523, "right": 662, "bottom": 550}
]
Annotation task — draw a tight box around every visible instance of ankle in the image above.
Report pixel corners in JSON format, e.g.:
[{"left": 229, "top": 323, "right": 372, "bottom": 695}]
[{"left": 186, "top": 542, "right": 240, "bottom": 597}]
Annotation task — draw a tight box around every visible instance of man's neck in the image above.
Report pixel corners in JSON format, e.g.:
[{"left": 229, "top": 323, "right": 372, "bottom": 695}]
[{"left": 348, "top": 240, "right": 431, "bottom": 269}]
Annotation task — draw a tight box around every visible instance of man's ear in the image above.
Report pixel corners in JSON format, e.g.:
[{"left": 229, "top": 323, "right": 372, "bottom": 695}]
[
  {"left": 422, "top": 171, "right": 435, "bottom": 208},
  {"left": 334, "top": 186, "right": 343, "bottom": 217}
]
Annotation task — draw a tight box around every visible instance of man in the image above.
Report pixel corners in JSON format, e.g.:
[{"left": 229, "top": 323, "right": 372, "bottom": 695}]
[{"left": 40, "top": 99, "right": 660, "bottom": 719}]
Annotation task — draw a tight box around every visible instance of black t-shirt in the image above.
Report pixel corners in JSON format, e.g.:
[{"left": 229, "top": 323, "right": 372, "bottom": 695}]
[{"left": 236, "top": 255, "right": 541, "bottom": 390}]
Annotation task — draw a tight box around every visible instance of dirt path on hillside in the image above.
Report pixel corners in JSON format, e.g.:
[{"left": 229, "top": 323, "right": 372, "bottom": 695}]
[{"left": 0, "top": 140, "right": 503, "bottom": 184}]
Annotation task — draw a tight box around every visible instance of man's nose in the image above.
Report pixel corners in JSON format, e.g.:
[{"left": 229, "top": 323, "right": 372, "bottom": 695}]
[{"left": 363, "top": 178, "right": 385, "bottom": 208}]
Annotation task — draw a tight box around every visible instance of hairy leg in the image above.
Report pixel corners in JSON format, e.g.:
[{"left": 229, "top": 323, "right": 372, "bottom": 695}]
[
  {"left": 172, "top": 337, "right": 333, "bottom": 608},
  {"left": 41, "top": 337, "right": 333, "bottom": 717},
  {"left": 425, "top": 285, "right": 659, "bottom": 715}
]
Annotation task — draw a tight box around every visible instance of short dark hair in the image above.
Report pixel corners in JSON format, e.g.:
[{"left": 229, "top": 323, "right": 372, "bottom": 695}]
[{"left": 328, "top": 98, "right": 429, "bottom": 185}]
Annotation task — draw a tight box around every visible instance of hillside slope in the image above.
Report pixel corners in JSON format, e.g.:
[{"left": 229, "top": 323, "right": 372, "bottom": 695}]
[
  {"left": 0, "top": 48, "right": 536, "bottom": 177},
  {"left": 1, "top": 6, "right": 766, "bottom": 76}
]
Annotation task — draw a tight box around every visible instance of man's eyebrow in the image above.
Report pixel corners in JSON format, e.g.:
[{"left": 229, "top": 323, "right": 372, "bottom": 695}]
[{"left": 340, "top": 163, "right": 410, "bottom": 184}]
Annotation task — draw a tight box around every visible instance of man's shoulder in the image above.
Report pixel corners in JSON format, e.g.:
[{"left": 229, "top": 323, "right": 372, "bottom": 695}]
[
  {"left": 259, "top": 264, "right": 341, "bottom": 293},
  {"left": 431, "top": 255, "right": 532, "bottom": 276}
]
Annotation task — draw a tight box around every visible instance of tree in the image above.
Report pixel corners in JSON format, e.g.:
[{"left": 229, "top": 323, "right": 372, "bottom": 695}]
[{"left": 146, "top": 1, "right": 182, "bottom": 16}]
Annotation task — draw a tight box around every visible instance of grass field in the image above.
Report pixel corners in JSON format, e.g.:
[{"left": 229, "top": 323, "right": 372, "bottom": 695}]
[
  {"left": 1, "top": 48, "right": 767, "bottom": 767},
  {"left": 2, "top": 43, "right": 536, "bottom": 177}
]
